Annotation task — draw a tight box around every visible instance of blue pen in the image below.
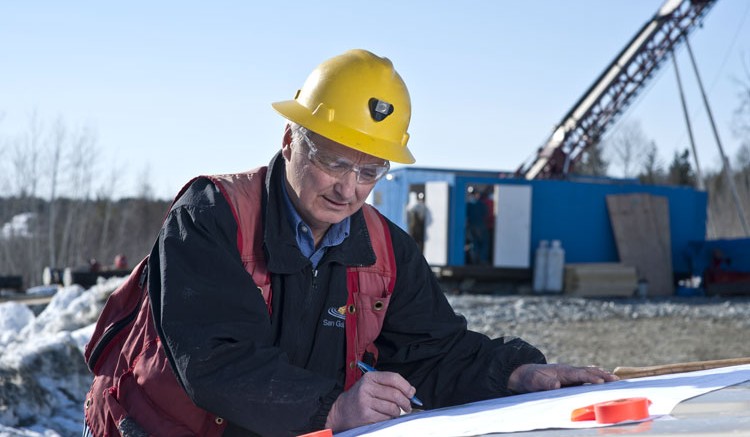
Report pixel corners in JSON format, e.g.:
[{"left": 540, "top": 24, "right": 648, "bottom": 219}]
[{"left": 356, "top": 360, "right": 423, "bottom": 407}]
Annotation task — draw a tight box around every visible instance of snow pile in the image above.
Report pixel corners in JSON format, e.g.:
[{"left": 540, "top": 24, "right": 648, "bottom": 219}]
[
  {"left": 0, "top": 213, "right": 37, "bottom": 239},
  {"left": 0, "top": 277, "right": 124, "bottom": 437}
]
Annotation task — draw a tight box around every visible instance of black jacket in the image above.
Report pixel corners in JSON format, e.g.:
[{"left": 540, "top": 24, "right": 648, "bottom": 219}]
[{"left": 148, "top": 152, "right": 545, "bottom": 436}]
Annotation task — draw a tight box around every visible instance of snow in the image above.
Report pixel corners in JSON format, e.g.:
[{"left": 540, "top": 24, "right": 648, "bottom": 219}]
[
  {"left": 0, "top": 213, "right": 36, "bottom": 239},
  {"left": 0, "top": 277, "right": 125, "bottom": 437}
]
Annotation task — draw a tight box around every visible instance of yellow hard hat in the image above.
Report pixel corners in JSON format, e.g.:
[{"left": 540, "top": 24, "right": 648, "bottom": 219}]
[{"left": 272, "top": 49, "right": 415, "bottom": 164}]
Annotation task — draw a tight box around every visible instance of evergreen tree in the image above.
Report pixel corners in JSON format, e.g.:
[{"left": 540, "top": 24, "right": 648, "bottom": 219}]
[
  {"left": 736, "top": 143, "right": 750, "bottom": 171},
  {"left": 667, "top": 149, "right": 696, "bottom": 187},
  {"left": 572, "top": 141, "right": 609, "bottom": 176}
]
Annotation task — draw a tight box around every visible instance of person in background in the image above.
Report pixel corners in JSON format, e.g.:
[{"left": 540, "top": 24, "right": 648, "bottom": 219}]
[
  {"left": 86, "top": 49, "right": 616, "bottom": 436},
  {"left": 406, "top": 191, "right": 427, "bottom": 253},
  {"left": 112, "top": 254, "right": 128, "bottom": 270},
  {"left": 480, "top": 188, "right": 495, "bottom": 263},
  {"left": 466, "top": 186, "right": 489, "bottom": 265}
]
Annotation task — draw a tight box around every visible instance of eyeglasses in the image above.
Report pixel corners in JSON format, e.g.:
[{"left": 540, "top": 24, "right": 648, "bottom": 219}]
[{"left": 299, "top": 132, "right": 390, "bottom": 184}]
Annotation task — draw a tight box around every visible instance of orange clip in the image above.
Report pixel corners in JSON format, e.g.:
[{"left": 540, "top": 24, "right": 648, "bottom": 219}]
[{"left": 571, "top": 397, "right": 651, "bottom": 424}]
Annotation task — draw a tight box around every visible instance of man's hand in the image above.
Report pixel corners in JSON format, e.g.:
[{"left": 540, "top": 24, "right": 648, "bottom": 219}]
[
  {"left": 508, "top": 363, "right": 618, "bottom": 394},
  {"left": 325, "top": 371, "right": 417, "bottom": 432}
]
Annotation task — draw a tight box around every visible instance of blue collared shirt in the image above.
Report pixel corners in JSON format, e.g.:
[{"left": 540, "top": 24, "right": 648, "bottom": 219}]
[{"left": 281, "top": 181, "right": 350, "bottom": 268}]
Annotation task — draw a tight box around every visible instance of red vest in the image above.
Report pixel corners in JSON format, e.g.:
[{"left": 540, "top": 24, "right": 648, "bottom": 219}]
[{"left": 84, "top": 166, "right": 396, "bottom": 436}]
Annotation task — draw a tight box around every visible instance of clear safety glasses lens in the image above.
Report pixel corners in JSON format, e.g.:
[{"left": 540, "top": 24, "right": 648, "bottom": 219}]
[{"left": 301, "top": 133, "right": 390, "bottom": 184}]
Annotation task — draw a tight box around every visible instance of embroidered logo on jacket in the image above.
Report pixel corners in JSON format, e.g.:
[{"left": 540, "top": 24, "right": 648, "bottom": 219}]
[{"left": 323, "top": 306, "right": 346, "bottom": 329}]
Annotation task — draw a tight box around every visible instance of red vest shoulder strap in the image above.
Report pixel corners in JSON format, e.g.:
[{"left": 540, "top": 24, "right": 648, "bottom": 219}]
[
  {"left": 205, "top": 167, "right": 272, "bottom": 314},
  {"left": 206, "top": 167, "right": 267, "bottom": 258},
  {"left": 354, "top": 204, "right": 397, "bottom": 291}
]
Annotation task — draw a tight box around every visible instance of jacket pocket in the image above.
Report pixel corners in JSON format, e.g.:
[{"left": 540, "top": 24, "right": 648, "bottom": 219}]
[
  {"left": 354, "top": 292, "right": 391, "bottom": 357},
  {"left": 110, "top": 369, "right": 196, "bottom": 437}
]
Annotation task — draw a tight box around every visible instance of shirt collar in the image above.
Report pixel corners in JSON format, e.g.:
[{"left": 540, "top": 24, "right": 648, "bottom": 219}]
[
  {"left": 280, "top": 176, "right": 350, "bottom": 260},
  {"left": 263, "top": 152, "right": 374, "bottom": 273}
]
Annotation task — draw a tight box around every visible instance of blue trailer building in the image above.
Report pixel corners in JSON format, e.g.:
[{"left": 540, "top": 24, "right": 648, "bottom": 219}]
[{"left": 370, "top": 167, "right": 708, "bottom": 295}]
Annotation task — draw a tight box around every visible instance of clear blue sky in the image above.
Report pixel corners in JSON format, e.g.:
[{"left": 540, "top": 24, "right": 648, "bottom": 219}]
[{"left": 1, "top": 1, "right": 749, "bottom": 199}]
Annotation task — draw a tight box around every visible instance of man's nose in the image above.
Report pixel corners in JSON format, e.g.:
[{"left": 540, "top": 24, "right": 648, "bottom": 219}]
[{"left": 335, "top": 170, "right": 358, "bottom": 197}]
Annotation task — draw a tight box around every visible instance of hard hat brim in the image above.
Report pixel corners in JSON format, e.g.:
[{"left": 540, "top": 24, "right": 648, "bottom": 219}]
[{"left": 272, "top": 100, "right": 415, "bottom": 164}]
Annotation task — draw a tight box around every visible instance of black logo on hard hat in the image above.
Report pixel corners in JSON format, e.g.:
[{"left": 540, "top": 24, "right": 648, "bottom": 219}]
[{"left": 369, "top": 98, "right": 393, "bottom": 122}]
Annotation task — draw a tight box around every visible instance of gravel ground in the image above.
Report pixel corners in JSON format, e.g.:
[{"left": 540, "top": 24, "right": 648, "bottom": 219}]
[{"left": 446, "top": 294, "right": 750, "bottom": 372}]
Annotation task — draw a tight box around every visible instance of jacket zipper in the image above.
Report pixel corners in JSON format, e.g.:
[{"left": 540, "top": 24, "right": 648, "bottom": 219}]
[
  {"left": 86, "top": 301, "right": 141, "bottom": 371},
  {"left": 87, "top": 263, "right": 148, "bottom": 371}
]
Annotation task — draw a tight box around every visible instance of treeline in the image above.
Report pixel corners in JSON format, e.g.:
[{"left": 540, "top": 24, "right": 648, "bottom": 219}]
[
  {"left": 3, "top": 92, "right": 750, "bottom": 288},
  {"left": 575, "top": 119, "right": 750, "bottom": 239},
  {"left": 0, "top": 196, "right": 170, "bottom": 289},
  {"left": 704, "top": 166, "right": 750, "bottom": 238},
  {"left": 0, "top": 113, "right": 173, "bottom": 289},
  {"left": 575, "top": 57, "right": 750, "bottom": 238}
]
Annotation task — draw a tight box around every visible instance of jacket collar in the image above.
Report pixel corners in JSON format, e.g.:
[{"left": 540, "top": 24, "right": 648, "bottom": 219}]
[{"left": 263, "top": 152, "right": 376, "bottom": 274}]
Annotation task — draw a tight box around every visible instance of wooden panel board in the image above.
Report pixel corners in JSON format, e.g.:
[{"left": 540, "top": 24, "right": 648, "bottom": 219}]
[
  {"left": 606, "top": 194, "right": 673, "bottom": 296},
  {"left": 564, "top": 263, "right": 638, "bottom": 297}
]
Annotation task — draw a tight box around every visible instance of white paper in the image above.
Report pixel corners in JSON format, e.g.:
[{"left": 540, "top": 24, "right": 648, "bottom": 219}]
[{"left": 337, "top": 364, "right": 750, "bottom": 437}]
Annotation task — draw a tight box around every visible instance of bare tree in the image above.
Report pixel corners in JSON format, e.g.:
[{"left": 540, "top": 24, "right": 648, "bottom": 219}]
[
  {"left": 12, "top": 111, "right": 43, "bottom": 198},
  {"left": 96, "top": 158, "right": 124, "bottom": 259},
  {"left": 705, "top": 169, "right": 747, "bottom": 238},
  {"left": 638, "top": 141, "right": 667, "bottom": 185},
  {"left": 703, "top": 53, "right": 750, "bottom": 238},
  {"left": 123, "top": 165, "right": 161, "bottom": 257},
  {"left": 10, "top": 113, "right": 45, "bottom": 286},
  {"left": 57, "top": 126, "right": 98, "bottom": 268},
  {"left": 732, "top": 53, "right": 750, "bottom": 143},
  {"left": 732, "top": 53, "right": 750, "bottom": 200},
  {"left": 0, "top": 111, "right": 9, "bottom": 195},
  {"left": 605, "top": 120, "right": 650, "bottom": 178},
  {"left": 47, "top": 118, "right": 66, "bottom": 269},
  {"left": 1, "top": 113, "right": 169, "bottom": 288},
  {"left": 136, "top": 165, "right": 155, "bottom": 201}
]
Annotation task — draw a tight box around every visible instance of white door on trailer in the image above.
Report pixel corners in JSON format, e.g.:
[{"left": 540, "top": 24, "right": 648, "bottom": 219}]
[
  {"left": 423, "top": 181, "right": 449, "bottom": 266},
  {"left": 493, "top": 184, "right": 532, "bottom": 268}
]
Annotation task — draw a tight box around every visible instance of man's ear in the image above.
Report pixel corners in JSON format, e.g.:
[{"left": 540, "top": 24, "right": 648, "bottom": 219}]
[{"left": 281, "top": 124, "right": 293, "bottom": 161}]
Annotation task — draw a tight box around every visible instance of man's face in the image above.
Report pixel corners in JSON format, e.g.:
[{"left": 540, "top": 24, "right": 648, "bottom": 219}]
[{"left": 282, "top": 128, "right": 386, "bottom": 240}]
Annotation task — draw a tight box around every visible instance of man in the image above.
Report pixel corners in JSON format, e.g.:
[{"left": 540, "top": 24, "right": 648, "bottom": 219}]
[
  {"left": 465, "top": 187, "right": 489, "bottom": 265},
  {"left": 406, "top": 191, "right": 426, "bottom": 253},
  {"left": 143, "top": 49, "right": 616, "bottom": 436}
]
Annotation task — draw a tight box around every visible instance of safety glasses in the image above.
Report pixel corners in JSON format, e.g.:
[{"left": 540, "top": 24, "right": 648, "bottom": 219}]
[{"left": 299, "top": 132, "right": 390, "bottom": 184}]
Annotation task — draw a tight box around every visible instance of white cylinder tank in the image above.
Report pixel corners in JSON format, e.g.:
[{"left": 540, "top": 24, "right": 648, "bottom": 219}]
[
  {"left": 546, "top": 240, "right": 565, "bottom": 293},
  {"left": 532, "top": 240, "right": 549, "bottom": 293}
]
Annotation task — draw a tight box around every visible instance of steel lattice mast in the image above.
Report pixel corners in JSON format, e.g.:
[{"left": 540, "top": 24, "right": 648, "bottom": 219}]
[{"left": 517, "top": 0, "right": 717, "bottom": 180}]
